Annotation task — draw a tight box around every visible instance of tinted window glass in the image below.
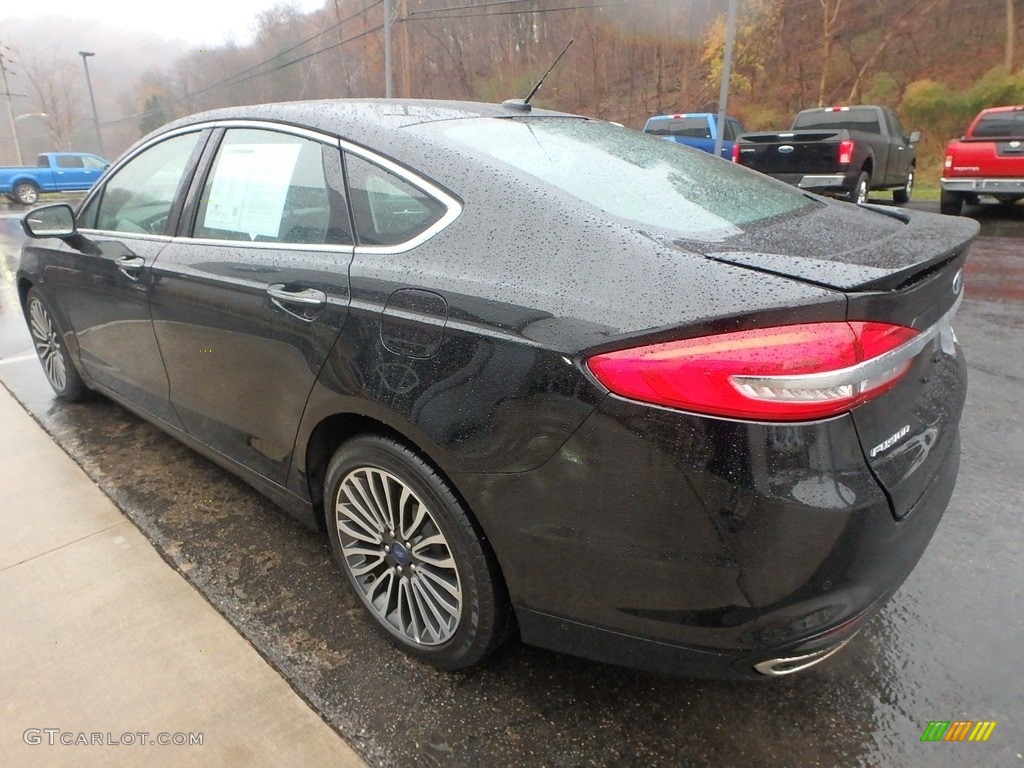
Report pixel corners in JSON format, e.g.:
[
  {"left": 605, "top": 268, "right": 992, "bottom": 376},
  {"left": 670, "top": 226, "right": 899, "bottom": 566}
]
[
  {"left": 56, "top": 155, "right": 85, "bottom": 168},
  {"left": 94, "top": 132, "right": 201, "bottom": 234},
  {"left": 644, "top": 117, "right": 710, "bottom": 138},
  {"left": 973, "top": 112, "right": 1024, "bottom": 139},
  {"left": 195, "top": 128, "right": 351, "bottom": 245},
  {"left": 429, "top": 118, "right": 812, "bottom": 240},
  {"left": 792, "top": 109, "right": 882, "bottom": 134},
  {"left": 344, "top": 154, "right": 446, "bottom": 246}
]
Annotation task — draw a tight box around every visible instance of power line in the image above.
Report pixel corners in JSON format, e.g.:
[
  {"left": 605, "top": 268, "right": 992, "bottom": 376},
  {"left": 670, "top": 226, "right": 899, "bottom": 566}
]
[
  {"left": 410, "top": 0, "right": 662, "bottom": 21},
  {"left": 101, "top": 22, "right": 385, "bottom": 129}
]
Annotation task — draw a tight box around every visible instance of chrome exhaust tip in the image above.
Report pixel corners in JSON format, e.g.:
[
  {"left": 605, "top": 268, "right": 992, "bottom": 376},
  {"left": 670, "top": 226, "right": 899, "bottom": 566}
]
[{"left": 753, "top": 632, "right": 859, "bottom": 677}]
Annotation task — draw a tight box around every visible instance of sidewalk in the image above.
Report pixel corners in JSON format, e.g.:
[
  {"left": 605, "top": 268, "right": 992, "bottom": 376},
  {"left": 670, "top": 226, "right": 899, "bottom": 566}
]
[{"left": 0, "top": 384, "right": 367, "bottom": 767}]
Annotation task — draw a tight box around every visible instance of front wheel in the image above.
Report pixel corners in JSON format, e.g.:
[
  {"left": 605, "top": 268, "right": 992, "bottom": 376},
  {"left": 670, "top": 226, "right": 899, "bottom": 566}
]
[
  {"left": 893, "top": 166, "right": 914, "bottom": 204},
  {"left": 940, "top": 189, "right": 964, "bottom": 216},
  {"left": 849, "top": 172, "right": 870, "bottom": 205},
  {"left": 25, "top": 288, "right": 88, "bottom": 401},
  {"left": 13, "top": 181, "right": 40, "bottom": 205},
  {"left": 324, "top": 435, "right": 510, "bottom": 669}
]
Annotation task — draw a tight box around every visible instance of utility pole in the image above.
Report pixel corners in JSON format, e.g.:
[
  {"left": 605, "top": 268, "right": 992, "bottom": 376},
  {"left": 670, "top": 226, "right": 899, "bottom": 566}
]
[
  {"left": 78, "top": 51, "right": 106, "bottom": 158},
  {"left": 0, "top": 43, "right": 23, "bottom": 165},
  {"left": 400, "top": 0, "right": 412, "bottom": 98},
  {"left": 384, "top": 0, "right": 393, "bottom": 98},
  {"left": 713, "top": 0, "right": 737, "bottom": 160}
]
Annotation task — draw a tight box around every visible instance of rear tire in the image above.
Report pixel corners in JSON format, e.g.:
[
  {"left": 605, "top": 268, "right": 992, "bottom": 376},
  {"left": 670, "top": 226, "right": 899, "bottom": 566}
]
[
  {"left": 849, "top": 172, "right": 870, "bottom": 205},
  {"left": 24, "top": 288, "right": 88, "bottom": 401},
  {"left": 893, "top": 165, "right": 914, "bottom": 204},
  {"left": 13, "top": 181, "right": 40, "bottom": 205},
  {"left": 324, "top": 435, "right": 510, "bottom": 669},
  {"left": 940, "top": 190, "right": 964, "bottom": 216}
]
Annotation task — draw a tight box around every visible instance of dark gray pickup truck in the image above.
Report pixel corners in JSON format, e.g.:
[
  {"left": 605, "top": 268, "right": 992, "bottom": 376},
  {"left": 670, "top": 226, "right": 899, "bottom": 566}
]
[{"left": 735, "top": 106, "right": 919, "bottom": 204}]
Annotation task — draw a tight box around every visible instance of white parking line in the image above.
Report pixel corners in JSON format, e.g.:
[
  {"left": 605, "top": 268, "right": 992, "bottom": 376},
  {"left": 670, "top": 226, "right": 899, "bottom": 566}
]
[{"left": 0, "top": 351, "right": 38, "bottom": 366}]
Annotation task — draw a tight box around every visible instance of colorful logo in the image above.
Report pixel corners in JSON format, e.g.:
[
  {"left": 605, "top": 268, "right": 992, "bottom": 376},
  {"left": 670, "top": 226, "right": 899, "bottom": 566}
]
[{"left": 920, "top": 721, "right": 997, "bottom": 742}]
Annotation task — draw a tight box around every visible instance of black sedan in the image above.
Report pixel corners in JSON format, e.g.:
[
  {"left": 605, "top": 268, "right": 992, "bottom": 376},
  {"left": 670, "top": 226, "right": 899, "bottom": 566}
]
[{"left": 17, "top": 100, "right": 978, "bottom": 679}]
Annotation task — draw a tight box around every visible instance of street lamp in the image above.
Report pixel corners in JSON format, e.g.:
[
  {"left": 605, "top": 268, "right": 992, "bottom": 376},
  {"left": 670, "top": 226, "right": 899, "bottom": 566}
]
[{"left": 78, "top": 51, "right": 105, "bottom": 158}]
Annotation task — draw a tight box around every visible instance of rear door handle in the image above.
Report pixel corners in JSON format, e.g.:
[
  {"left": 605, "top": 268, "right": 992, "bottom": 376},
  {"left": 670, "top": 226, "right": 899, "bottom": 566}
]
[
  {"left": 267, "top": 284, "right": 327, "bottom": 307},
  {"left": 117, "top": 255, "right": 146, "bottom": 280}
]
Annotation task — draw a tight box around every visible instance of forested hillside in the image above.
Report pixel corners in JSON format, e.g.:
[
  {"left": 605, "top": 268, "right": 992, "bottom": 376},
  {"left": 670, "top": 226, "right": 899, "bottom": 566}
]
[{"left": 12, "top": 0, "right": 1024, "bottom": 175}]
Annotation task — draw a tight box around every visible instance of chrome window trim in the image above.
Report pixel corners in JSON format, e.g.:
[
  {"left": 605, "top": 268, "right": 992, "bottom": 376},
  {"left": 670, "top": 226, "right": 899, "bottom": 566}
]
[
  {"left": 169, "top": 236, "right": 355, "bottom": 254},
  {"left": 88, "top": 118, "right": 462, "bottom": 252},
  {"left": 77, "top": 229, "right": 174, "bottom": 244}
]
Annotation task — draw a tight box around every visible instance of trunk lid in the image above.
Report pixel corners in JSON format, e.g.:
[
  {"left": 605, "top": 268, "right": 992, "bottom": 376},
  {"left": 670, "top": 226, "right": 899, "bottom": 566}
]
[{"left": 700, "top": 203, "right": 979, "bottom": 291}]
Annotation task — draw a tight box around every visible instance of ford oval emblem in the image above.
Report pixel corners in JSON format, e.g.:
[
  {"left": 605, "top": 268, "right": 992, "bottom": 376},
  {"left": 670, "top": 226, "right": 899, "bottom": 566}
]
[
  {"left": 778, "top": 145, "right": 795, "bottom": 154},
  {"left": 952, "top": 268, "right": 963, "bottom": 296}
]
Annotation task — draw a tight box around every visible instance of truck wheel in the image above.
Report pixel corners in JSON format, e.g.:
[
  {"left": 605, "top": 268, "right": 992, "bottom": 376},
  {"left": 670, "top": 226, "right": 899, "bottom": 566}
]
[
  {"left": 13, "top": 181, "right": 40, "bottom": 205},
  {"left": 893, "top": 166, "right": 914, "bottom": 204},
  {"left": 849, "top": 172, "right": 870, "bottom": 205},
  {"left": 940, "top": 190, "right": 964, "bottom": 216}
]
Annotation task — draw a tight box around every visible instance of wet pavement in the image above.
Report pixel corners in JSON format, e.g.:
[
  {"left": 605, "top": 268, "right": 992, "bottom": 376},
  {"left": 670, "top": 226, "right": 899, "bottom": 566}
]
[{"left": 1, "top": 198, "right": 1022, "bottom": 767}]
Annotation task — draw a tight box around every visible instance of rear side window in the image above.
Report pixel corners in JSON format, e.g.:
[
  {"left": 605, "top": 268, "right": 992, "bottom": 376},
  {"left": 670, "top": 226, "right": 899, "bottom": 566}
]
[
  {"left": 194, "top": 128, "right": 352, "bottom": 245},
  {"left": 85, "top": 132, "right": 201, "bottom": 235},
  {"left": 973, "top": 112, "right": 1024, "bottom": 139},
  {"left": 792, "top": 109, "right": 882, "bottom": 134},
  {"left": 56, "top": 155, "right": 85, "bottom": 168},
  {"left": 344, "top": 153, "right": 446, "bottom": 246}
]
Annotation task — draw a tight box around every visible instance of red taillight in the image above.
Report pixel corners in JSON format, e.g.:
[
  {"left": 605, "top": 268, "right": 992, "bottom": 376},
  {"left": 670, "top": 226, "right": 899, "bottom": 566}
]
[
  {"left": 838, "top": 139, "right": 855, "bottom": 165},
  {"left": 944, "top": 153, "right": 954, "bottom": 169},
  {"left": 731, "top": 143, "right": 740, "bottom": 163},
  {"left": 587, "top": 322, "right": 919, "bottom": 421}
]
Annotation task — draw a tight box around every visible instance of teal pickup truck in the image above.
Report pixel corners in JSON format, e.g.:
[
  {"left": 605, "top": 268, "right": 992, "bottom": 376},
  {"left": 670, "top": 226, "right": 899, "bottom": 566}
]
[{"left": 1, "top": 152, "right": 109, "bottom": 205}]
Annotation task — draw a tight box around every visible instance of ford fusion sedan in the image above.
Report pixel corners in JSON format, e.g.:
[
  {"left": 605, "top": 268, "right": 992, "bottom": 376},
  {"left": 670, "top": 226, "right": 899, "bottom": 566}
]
[{"left": 17, "top": 100, "right": 978, "bottom": 678}]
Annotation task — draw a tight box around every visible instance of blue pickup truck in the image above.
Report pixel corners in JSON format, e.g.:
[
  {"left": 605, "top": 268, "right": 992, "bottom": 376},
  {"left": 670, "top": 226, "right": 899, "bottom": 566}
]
[
  {"left": 1, "top": 152, "right": 109, "bottom": 205},
  {"left": 642, "top": 113, "right": 745, "bottom": 160}
]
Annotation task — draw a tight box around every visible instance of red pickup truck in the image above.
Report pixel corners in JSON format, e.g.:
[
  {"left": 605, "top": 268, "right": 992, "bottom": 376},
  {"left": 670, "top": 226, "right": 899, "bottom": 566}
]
[{"left": 940, "top": 105, "right": 1024, "bottom": 215}]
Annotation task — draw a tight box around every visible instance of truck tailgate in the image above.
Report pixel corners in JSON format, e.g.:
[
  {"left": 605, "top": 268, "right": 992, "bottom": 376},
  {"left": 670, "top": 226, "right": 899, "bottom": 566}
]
[
  {"left": 948, "top": 138, "right": 1024, "bottom": 177},
  {"left": 738, "top": 131, "right": 841, "bottom": 174}
]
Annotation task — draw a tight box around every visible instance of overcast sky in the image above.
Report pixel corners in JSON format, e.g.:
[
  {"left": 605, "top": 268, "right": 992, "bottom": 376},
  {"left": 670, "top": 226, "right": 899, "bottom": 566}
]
[{"left": 3, "top": 0, "right": 326, "bottom": 46}]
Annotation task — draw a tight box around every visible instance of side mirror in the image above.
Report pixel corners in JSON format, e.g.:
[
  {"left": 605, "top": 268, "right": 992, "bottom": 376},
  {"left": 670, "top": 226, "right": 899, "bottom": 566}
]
[
  {"left": 22, "top": 204, "right": 77, "bottom": 239},
  {"left": 907, "top": 130, "right": 921, "bottom": 144}
]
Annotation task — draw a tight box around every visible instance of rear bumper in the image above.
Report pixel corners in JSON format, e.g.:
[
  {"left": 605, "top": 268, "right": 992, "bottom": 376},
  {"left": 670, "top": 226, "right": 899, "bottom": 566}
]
[
  {"left": 459, "top": 394, "right": 962, "bottom": 679},
  {"left": 941, "top": 177, "right": 1024, "bottom": 194},
  {"left": 797, "top": 173, "right": 848, "bottom": 191}
]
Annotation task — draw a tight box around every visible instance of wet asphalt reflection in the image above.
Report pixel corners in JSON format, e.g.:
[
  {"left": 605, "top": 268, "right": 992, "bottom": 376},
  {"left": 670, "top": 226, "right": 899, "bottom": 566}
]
[{"left": 1, "top": 201, "right": 1021, "bottom": 767}]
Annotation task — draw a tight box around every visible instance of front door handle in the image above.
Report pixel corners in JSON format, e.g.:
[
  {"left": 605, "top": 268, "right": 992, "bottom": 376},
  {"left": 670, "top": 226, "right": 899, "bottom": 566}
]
[
  {"left": 117, "top": 255, "right": 146, "bottom": 280},
  {"left": 267, "top": 284, "right": 327, "bottom": 307}
]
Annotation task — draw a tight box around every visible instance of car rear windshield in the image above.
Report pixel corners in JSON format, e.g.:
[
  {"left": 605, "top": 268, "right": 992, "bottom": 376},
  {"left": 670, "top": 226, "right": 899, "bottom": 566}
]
[
  {"left": 422, "top": 118, "right": 813, "bottom": 240},
  {"left": 644, "top": 116, "right": 710, "bottom": 138},
  {"left": 792, "top": 109, "right": 882, "bottom": 134},
  {"left": 972, "top": 111, "right": 1024, "bottom": 139}
]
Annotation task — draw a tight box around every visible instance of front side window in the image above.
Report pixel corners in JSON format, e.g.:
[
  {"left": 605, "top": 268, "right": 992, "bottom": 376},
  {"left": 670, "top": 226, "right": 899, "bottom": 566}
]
[
  {"left": 194, "top": 128, "right": 351, "bottom": 245},
  {"left": 88, "top": 132, "right": 202, "bottom": 234},
  {"left": 82, "top": 155, "right": 107, "bottom": 170},
  {"left": 344, "top": 153, "right": 445, "bottom": 246}
]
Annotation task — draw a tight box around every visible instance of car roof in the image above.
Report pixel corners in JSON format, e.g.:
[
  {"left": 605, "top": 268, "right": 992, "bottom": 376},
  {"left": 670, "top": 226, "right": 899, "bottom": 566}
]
[{"left": 160, "top": 99, "right": 577, "bottom": 139}]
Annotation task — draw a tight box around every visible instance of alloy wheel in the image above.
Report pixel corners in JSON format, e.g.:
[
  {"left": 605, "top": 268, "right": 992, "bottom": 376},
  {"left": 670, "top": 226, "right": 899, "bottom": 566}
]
[
  {"left": 335, "top": 466, "right": 463, "bottom": 646},
  {"left": 28, "top": 297, "right": 67, "bottom": 392}
]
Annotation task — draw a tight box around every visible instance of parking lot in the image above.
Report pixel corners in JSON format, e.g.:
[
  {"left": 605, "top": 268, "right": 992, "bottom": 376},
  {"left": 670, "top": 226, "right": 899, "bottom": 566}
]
[{"left": 1, "top": 199, "right": 1021, "bottom": 767}]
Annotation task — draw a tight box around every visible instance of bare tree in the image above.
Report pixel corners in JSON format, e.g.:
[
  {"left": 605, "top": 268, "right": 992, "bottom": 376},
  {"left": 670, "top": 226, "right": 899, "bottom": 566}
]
[{"left": 21, "top": 55, "right": 83, "bottom": 150}]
